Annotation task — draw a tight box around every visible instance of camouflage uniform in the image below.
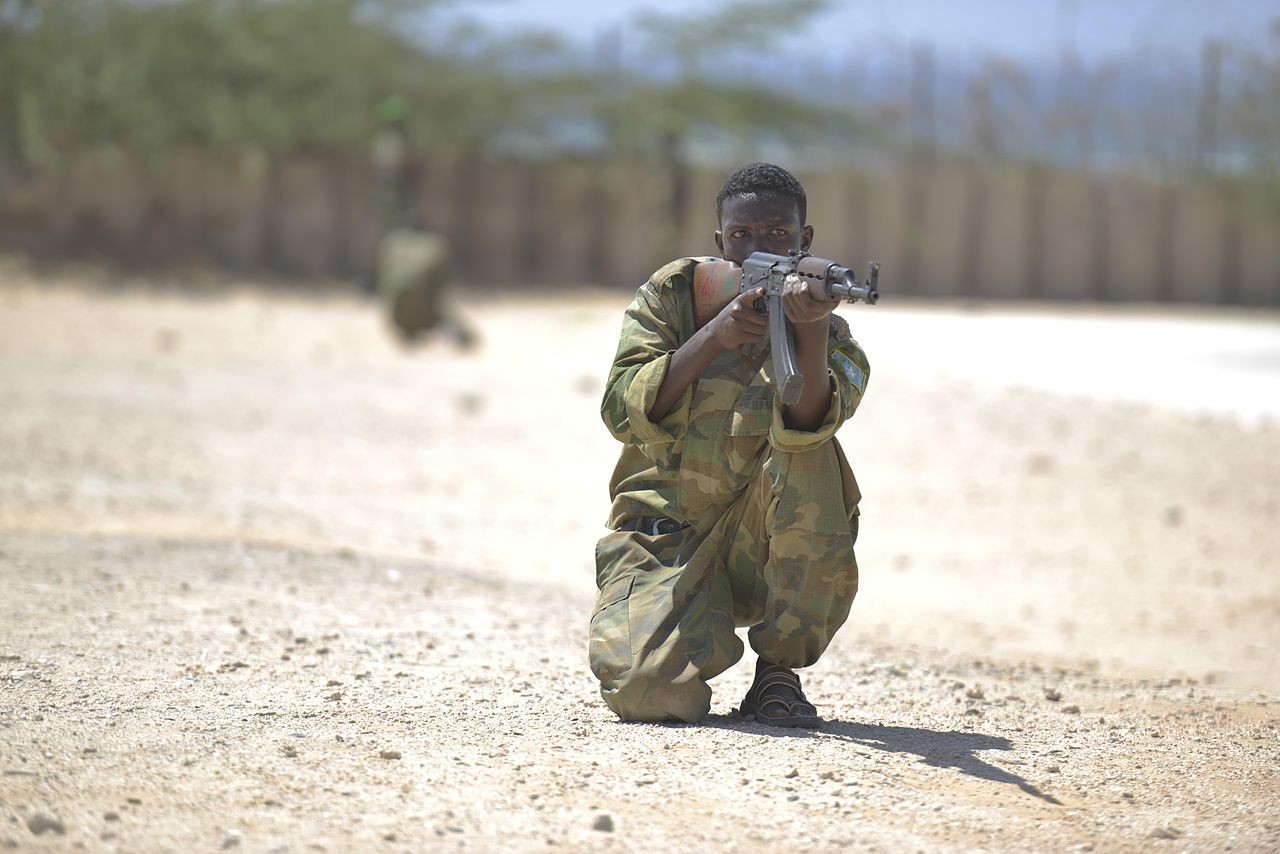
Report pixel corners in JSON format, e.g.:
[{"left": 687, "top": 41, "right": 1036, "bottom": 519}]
[
  {"left": 369, "top": 105, "right": 466, "bottom": 343},
  {"left": 376, "top": 228, "right": 450, "bottom": 338},
  {"left": 591, "top": 257, "right": 870, "bottom": 723}
]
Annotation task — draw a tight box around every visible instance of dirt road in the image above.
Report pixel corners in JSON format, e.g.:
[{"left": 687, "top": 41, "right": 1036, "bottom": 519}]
[{"left": 2, "top": 263, "right": 1278, "bottom": 851}]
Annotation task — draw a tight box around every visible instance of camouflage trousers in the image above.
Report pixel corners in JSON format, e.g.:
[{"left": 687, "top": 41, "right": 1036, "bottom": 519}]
[{"left": 589, "top": 441, "right": 860, "bottom": 723}]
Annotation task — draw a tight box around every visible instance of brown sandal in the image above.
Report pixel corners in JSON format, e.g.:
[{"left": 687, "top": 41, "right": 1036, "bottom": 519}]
[{"left": 739, "top": 663, "right": 823, "bottom": 728}]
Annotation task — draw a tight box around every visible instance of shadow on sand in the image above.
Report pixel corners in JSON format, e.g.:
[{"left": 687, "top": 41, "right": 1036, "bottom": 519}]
[{"left": 699, "top": 714, "right": 1062, "bottom": 805}]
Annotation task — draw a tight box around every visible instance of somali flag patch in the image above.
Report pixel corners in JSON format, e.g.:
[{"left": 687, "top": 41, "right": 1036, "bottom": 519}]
[{"left": 832, "top": 352, "right": 866, "bottom": 395}]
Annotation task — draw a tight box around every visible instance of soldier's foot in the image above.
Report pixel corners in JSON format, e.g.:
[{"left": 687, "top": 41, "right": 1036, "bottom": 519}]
[{"left": 739, "top": 658, "right": 822, "bottom": 729}]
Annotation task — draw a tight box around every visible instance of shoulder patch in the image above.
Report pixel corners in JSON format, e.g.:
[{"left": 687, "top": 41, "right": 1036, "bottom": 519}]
[
  {"left": 648, "top": 256, "right": 714, "bottom": 290},
  {"left": 832, "top": 351, "right": 866, "bottom": 395}
]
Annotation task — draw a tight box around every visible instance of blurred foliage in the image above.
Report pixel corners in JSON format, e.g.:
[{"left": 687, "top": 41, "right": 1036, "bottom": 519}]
[
  {"left": 1, "top": 0, "right": 1273, "bottom": 188},
  {"left": 620, "top": 0, "right": 876, "bottom": 160},
  {"left": 0, "top": 0, "right": 438, "bottom": 166},
  {"left": 0, "top": 0, "right": 870, "bottom": 174},
  {"left": 1235, "top": 23, "right": 1280, "bottom": 197}
]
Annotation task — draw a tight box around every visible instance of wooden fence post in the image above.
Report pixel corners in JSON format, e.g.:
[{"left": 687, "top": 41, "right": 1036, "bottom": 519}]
[
  {"left": 1024, "top": 162, "right": 1047, "bottom": 299},
  {"left": 1087, "top": 178, "right": 1110, "bottom": 300}
]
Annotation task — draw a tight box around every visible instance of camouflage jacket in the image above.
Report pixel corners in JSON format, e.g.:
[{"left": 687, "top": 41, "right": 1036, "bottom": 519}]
[{"left": 601, "top": 257, "right": 871, "bottom": 534}]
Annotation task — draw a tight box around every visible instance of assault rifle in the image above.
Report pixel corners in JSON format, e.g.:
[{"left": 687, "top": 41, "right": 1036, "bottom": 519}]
[{"left": 693, "top": 250, "right": 880, "bottom": 405}]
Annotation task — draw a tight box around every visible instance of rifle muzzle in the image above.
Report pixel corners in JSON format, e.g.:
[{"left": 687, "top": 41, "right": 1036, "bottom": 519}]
[{"left": 831, "top": 269, "right": 879, "bottom": 304}]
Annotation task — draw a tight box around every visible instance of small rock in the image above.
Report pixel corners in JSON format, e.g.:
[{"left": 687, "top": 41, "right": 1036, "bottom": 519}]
[
  {"left": 1044, "top": 687, "right": 1062, "bottom": 702},
  {"left": 282, "top": 745, "right": 298, "bottom": 758},
  {"left": 591, "top": 814, "right": 614, "bottom": 832},
  {"left": 1026, "top": 452, "right": 1055, "bottom": 475},
  {"left": 786, "top": 794, "right": 800, "bottom": 802},
  {"left": 1062, "top": 704, "right": 1081, "bottom": 715},
  {"left": 155, "top": 328, "right": 180, "bottom": 353},
  {"left": 1148, "top": 827, "right": 1182, "bottom": 840},
  {"left": 222, "top": 828, "right": 243, "bottom": 848},
  {"left": 964, "top": 708, "right": 982, "bottom": 716},
  {"left": 965, "top": 686, "right": 985, "bottom": 700},
  {"left": 325, "top": 692, "right": 342, "bottom": 701},
  {"left": 103, "top": 812, "right": 120, "bottom": 822},
  {"left": 379, "top": 750, "right": 401, "bottom": 760},
  {"left": 784, "top": 768, "right": 799, "bottom": 779},
  {"left": 26, "top": 813, "right": 65, "bottom": 835},
  {"left": 326, "top": 680, "right": 341, "bottom": 687},
  {"left": 126, "top": 797, "right": 142, "bottom": 805},
  {"left": 1046, "top": 765, "right": 1061, "bottom": 773}
]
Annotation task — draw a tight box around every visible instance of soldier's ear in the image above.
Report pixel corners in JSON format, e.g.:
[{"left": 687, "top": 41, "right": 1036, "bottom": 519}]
[
  {"left": 801, "top": 224, "right": 814, "bottom": 251},
  {"left": 714, "top": 230, "right": 725, "bottom": 257}
]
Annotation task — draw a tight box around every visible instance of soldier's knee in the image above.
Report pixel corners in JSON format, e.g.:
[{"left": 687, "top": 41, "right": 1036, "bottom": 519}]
[{"left": 601, "top": 667, "right": 711, "bottom": 724}]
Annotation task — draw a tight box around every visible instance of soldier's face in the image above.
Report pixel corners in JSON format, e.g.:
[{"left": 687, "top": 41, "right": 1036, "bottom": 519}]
[{"left": 715, "top": 193, "right": 813, "bottom": 266}]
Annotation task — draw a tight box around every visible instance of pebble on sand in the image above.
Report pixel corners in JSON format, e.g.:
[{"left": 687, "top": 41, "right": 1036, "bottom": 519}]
[
  {"left": 379, "top": 750, "right": 402, "bottom": 760},
  {"left": 591, "top": 814, "right": 614, "bottom": 832},
  {"left": 25, "top": 813, "right": 65, "bottom": 835},
  {"left": 785, "top": 768, "right": 799, "bottom": 779},
  {"left": 1044, "top": 687, "right": 1062, "bottom": 702},
  {"left": 1062, "top": 704, "right": 1082, "bottom": 714}
]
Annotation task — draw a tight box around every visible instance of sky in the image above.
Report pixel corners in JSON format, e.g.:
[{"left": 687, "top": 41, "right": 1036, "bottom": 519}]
[{"left": 449, "top": 0, "right": 1279, "bottom": 65}]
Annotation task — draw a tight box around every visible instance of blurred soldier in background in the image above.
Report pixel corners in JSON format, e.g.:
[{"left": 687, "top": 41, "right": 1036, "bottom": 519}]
[{"left": 370, "top": 95, "right": 474, "bottom": 348}]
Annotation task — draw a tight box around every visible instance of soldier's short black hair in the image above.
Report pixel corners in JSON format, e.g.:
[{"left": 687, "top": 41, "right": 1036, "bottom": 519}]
[{"left": 716, "top": 162, "right": 807, "bottom": 224}]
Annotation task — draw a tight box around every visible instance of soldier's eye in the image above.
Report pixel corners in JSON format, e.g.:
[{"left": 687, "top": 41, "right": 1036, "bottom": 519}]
[
  {"left": 731, "top": 230, "right": 748, "bottom": 239},
  {"left": 770, "top": 229, "right": 788, "bottom": 238}
]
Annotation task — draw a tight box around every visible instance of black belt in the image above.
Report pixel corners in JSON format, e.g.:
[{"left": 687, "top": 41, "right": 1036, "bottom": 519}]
[{"left": 618, "top": 517, "right": 686, "bottom": 536}]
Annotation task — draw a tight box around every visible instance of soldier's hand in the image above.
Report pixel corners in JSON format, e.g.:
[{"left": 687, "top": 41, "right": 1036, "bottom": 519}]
[
  {"left": 710, "top": 288, "right": 768, "bottom": 350},
  {"left": 780, "top": 274, "right": 835, "bottom": 329}
]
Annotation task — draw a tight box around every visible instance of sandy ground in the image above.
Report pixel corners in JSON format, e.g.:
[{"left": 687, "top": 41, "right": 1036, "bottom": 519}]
[{"left": 1, "top": 260, "right": 1278, "bottom": 851}]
